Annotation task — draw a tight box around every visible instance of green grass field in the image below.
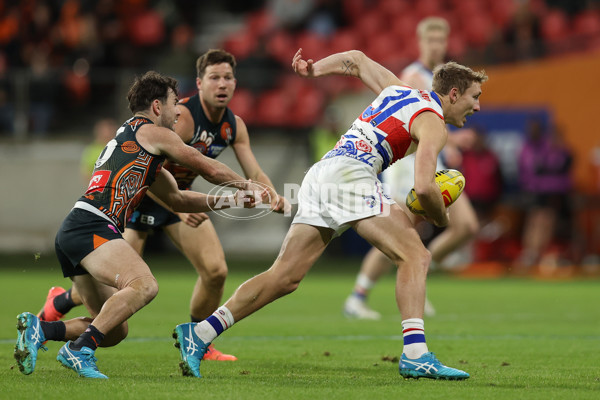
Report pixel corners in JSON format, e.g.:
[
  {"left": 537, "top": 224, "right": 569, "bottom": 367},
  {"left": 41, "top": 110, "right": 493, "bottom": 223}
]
[{"left": 1, "top": 252, "right": 599, "bottom": 399}]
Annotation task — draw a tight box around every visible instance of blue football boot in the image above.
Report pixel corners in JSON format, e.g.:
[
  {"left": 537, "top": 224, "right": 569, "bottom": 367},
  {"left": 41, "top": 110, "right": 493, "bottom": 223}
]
[
  {"left": 57, "top": 341, "right": 108, "bottom": 379},
  {"left": 173, "top": 323, "right": 209, "bottom": 378},
  {"left": 400, "top": 352, "right": 470, "bottom": 380},
  {"left": 14, "top": 312, "right": 47, "bottom": 375}
]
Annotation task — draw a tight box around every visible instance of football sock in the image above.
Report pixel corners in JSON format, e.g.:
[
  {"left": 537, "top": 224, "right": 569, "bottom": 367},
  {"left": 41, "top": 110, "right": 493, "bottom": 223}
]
[
  {"left": 353, "top": 274, "right": 376, "bottom": 299},
  {"left": 402, "top": 318, "right": 429, "bottom": 359},
  {"left": 40, "top": 321, "right": 66, "bottom": 341},
  {"left": 194, "top": 306, "right": 235, "bottom": 344},
  {"left": 53, "top": 288, "right": 76, "bottom": 314},
  {"left": 70, "top": 324, "right": 105, "bottom": 351}
]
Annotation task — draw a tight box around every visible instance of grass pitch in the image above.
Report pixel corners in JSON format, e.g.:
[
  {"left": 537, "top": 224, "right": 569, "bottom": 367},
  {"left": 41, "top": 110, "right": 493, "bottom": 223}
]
[{"left": 1, "top": 252, "right": 599, "bottom": 399}]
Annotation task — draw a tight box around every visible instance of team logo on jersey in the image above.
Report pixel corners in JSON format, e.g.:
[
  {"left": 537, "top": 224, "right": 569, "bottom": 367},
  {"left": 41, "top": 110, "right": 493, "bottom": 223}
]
[
  {"left": 356, "top": 140, "right": 372, "bottom": 153},
  {"left": 193, "top": 141, "right": 208, "bottom": 155},
  {"left": 220, "top": 122, "right": 232, "bottom": 142},
  {"left": 192, "top": 129, "right": 214, "bottom": 155},
  {"left": 85, "top": 170, "right": 111, "bottom": 194},
  {"left": 121, "top": 141, "right": 140, "bottom": 154},
  {"left": 364, "top": 195, "right": 377, "bottom": 208}
]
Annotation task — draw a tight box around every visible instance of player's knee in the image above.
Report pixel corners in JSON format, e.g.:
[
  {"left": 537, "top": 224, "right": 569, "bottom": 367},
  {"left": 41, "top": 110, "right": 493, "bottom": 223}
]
[
  {"left": 202, "top": 261, "right": 228, "bottom": 289},
  {"left": 450, "top": 217, "right": 479, "bottom": 241},
  {"left": 272, "top": 269, "right": 302, "bottom": 295},
  {"left": 280, "top": 277, "right": 301, "bottom": 295},
  {"left": 419, "top": 248, "right": 433, "bottom": 273},
  {"left": 129, "top": 275, "right": 159, "bottom": 305},
  {"left": 465, "top": 217, "right": 479, "bottom": 238}
]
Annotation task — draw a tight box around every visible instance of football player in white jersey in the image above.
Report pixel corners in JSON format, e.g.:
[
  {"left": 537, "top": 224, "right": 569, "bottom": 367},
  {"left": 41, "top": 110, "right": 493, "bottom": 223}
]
[
  {"left": 344, "top": 17, "right": 479, "bottom": 320},
  {"left": 171, "top": 48, "right": 486, "bottom": 380}
]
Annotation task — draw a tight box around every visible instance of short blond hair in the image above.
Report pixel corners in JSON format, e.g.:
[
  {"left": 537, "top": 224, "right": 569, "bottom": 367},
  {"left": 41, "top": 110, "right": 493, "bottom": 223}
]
[
  {"left": 417, "top": 17, "right": 450, "bottom": 38},
  {"left": 432, "top": 61, "right": 488, "bottom": 95}
]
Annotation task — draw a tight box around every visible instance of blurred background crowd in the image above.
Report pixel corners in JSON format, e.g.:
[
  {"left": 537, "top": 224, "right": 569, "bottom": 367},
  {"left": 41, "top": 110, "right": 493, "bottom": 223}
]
[{"left": 1, "top": 0, "right": 600, "bottom": 276}]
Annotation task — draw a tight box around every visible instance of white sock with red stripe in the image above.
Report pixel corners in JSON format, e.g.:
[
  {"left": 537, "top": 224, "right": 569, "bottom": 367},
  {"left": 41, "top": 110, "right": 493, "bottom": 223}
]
[
  {"left": 352, "top": 273, "right": 376, "bottom": 299},
  {"left": 193, "top": 306, "right": 235, "bottom": 344},
  {"left": 402, "top": 318, "right": 429, "bottom": 359}
]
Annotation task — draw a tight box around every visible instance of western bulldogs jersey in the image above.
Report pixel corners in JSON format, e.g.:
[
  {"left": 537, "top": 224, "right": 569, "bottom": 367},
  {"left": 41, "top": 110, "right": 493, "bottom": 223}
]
[
  {"left": 76, "top": 117, "right": 166, "bottom": 231},
  {"left": 164, "top": 94, "right": 237, "bottom": 190},
  {"left": 323, "top": 86, "right": 444, "bottom": 174},
  {"left": 401, "top": 61, "right": 434, "bottom": 90}
]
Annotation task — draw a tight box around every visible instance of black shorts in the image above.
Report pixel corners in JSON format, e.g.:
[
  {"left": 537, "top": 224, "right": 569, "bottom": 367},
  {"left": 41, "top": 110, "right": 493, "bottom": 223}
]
[
  {"left": 127, "top": 196, "right": 180, "bottom": 232},
  {"left": 55, "top": 208, "right": 123, "bottom": 277}
]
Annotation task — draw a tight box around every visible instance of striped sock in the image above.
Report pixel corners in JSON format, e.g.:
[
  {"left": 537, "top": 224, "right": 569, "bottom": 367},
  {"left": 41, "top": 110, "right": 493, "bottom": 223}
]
[
  {"left": 402, "top": 318, "right": 428, "bottom": 359},
  {"left": 193, "top": 306, "right": 235, "bottom": 344},
  {"left": 353, "top": 274, "right": 376, "bottom": 299}
]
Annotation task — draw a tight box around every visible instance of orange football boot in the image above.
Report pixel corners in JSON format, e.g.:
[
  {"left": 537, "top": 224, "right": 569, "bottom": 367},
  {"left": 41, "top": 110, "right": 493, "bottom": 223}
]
[
  {"left": 37, "top": 287, "right": 66, "bottom": 322},
  {"left": 202, "top": 344, "right": 237, "bottom": 361}
]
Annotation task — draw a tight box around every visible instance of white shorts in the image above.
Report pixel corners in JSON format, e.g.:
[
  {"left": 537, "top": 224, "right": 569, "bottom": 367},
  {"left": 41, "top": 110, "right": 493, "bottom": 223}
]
[
  {"left": 382, "top": 154, "right": 446, "bottom": 201},
  {"left": 292, "top": 156, "right": 395, "bottom": 235}
]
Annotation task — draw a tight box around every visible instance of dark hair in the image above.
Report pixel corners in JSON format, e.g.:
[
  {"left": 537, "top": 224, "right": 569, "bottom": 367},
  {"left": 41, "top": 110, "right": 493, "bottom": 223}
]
[
  {"left": 127, "top": 71, "right": 178, "bottom": 114},
  {"left": 196, "top": 49, "right": 236, "bottom": 78},
  {"left": 432, "top": 61, "right": 488, "bottom": 95}
]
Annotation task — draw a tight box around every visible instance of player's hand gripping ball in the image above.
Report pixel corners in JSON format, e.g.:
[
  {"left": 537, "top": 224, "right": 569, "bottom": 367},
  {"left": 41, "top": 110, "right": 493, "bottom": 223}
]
[{"left": 406, "top": 169, "right": 465, "bottom": 215}]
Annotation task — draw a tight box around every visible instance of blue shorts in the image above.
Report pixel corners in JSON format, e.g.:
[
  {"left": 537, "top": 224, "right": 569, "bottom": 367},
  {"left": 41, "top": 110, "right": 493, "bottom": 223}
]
[
  {"left": 55, "top": 208, "right": 123, "bottom": 277},
  {"left": 127, "top": 196, "right": 181, "bottom": 232}
]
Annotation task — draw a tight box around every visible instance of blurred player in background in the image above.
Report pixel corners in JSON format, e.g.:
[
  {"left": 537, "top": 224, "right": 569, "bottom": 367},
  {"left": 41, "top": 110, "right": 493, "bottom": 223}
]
[
  {"left": 15, "top": 71, "right": 266, "bottom": 379},
  {"left": 344, "top": 17, "right": 479, "bottom": 319},
  {"left": 80, "top": 118, "right": 119, "bottom": 182},
  {"left": 172, "top": 48, "right": 486, "bottom": 380},
  {"left": 35, "top": 49, "right": 290, "bottom": 362}
]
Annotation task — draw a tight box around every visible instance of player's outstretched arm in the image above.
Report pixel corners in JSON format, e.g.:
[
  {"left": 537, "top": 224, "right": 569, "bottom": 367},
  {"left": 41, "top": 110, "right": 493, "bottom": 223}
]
[
  {"left": 148, "top": 169, "right": 256, "bottom": 212},
  {"left": 292, "top": 48, "right": 402, "bottom": 94},
  {"left": 231, "top": 116, "right": 291, "bottom": 214},
  {"left": 138, "top": 124, "right": 262, "bottom": 193}
]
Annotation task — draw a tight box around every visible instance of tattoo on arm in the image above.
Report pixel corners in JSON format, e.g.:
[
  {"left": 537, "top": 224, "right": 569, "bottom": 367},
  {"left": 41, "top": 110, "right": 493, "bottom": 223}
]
[{"left": 341, "top": 60, "right": 356, "bottom": 76}]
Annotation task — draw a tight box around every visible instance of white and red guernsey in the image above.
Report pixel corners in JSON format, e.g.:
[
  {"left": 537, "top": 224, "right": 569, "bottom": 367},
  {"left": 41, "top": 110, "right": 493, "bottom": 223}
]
[{"left": 322, "top": 86, "right": 444, "bottom": 174}]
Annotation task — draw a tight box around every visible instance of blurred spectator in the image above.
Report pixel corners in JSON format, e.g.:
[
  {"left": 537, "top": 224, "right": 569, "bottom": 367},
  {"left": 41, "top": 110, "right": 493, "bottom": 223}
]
[
  {"left": 268, "top": 0, "right": 316, "bottom": 32},
  {"left": 515, "top": 120, "right": 573, "bottom": 269},
  {"left": 156, "top": 24, "right": 197, "bottom": 96},
  {"left": 0, "top": 52, "right": 14, "bottom": 136},
  {"left": 93, "top": 0, "right": 126, "bottom": 68},
  {"left": 28, "top": 46, "right": 59, "bottom": 136},
  {"left": 486, "top": 2, "right": 545, "bottom": 64},
  {"left": 306, "top": 0, "right": 346, "bottom": 37},
  {"left": 503, "top": 3, "right": 545, "bottom": 62},
  {"left": 80, "top": 117, "right": 118, "bottom": 182},
  {"left": 235, "top": 42, "right": 283, "bottom": 93},
  {"left": 460, "top": 127, "right": 503, "bottom": 222}
]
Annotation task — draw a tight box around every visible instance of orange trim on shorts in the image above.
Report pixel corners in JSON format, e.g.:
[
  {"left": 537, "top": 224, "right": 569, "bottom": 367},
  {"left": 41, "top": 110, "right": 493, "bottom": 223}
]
[{"left": 93, "top": 234, "right": 109, "bottom": 249}]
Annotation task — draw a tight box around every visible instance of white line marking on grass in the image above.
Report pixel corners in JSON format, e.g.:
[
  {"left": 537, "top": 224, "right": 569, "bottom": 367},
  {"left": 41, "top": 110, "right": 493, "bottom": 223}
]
[{"left": 2, "top": 333, "right": 600, "bottom": 345}]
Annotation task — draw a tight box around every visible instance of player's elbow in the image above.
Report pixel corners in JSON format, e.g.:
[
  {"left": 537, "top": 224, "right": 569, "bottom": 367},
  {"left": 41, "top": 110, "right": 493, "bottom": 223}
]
[
  {"left": 413, "top": 182, "right": 435, "bottom": 200},
  {"left": 347, "top": 50, "right": 366, "bottom": 68}
]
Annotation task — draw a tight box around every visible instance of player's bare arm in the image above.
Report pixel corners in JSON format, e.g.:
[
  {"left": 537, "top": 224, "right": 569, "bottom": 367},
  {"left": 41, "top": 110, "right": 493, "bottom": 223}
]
[
  {"left": 148, "top": 168, "right": 255, "bottom": 212},
  {"left": 137, "top": 124, "right": 257, "bottom": 192},
  {"left": 231, "top": 116, "right": 290, "bottom": 213},
  {"left": 411, "top": 112, "right": 449, "bottom": 227},
  {"left": 173, "top": 105, "right": 195, "bottom": 143},
  {"left": 166, "top": 100, "right": 211, "bottom": 227},
  {"left": 292, "top": 48, "right": 402, "bottom": 94}
]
